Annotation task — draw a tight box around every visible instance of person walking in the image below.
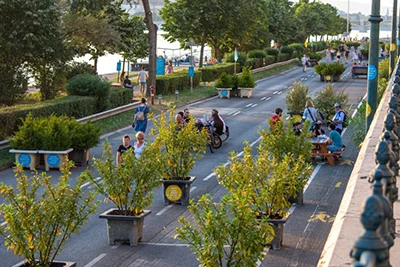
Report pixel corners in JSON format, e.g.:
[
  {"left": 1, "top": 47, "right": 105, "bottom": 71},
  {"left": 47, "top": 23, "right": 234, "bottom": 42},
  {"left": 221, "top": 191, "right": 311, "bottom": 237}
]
[
  {"left": 116, "top": 135, "right": 133, "bottom": 166},
  {"left": 301, "top": 55, "right": 307, "bottom": 72},
  {"left": 134, "top": 98, "right": 150, "bottom": 133},
  {"left": 133, "top": 131, "right": 146, "bottom": 159},
  {"left": 137, "top": 66, "right": 148, "bottom": 96},
  {"left": 166, "top": 60, "right": 174, "bottom": 74}
]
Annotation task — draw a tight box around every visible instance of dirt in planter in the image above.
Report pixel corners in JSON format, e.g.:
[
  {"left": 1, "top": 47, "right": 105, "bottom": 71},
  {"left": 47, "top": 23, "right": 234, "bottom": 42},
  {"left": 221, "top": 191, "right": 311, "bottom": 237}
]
[{"left": 108, "top": 210, "right": 143, "bottom": 216}]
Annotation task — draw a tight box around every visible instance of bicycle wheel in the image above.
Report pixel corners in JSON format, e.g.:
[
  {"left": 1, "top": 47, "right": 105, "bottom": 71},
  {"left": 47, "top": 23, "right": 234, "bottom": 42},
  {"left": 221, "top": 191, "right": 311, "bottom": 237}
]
[
  {"left": 212, "top": 134, "right": 222, "bottom": 149},
  {"left": 207, "top": 135, "right": 214, "bottom": 153},
  {"left": 220, "top": 131, "right": 229, "bottom": 142}
]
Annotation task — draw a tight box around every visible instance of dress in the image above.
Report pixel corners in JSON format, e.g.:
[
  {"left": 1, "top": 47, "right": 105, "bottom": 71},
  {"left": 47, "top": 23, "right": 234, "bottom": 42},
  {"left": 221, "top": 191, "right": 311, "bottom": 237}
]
[{"left": 134, "top": 105, "right": 150, "bottom": 133}]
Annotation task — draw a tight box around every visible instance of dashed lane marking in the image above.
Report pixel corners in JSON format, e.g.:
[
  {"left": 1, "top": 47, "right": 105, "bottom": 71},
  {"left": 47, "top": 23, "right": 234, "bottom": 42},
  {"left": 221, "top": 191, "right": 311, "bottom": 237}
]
[
  {"left": 228, "top": 110, "right": 236, "bottom": 115},
  {"left": 277, "top": 91, "right": 282, "bottom": 95},
  {"left": 261, "top": 97, "right": 267, "bottom": 100},
  {"left": 190, "top": 186, "right": 197, "bottom": 192},
  {"left": 251, "top": 104, "right": 258, "bottom": 107},
  {"left": 265, "top": 97, "right": 271, "bottom": 100},
  {"left": 156, "top": 205, "right": 174, "bottom": 216},
  {"left": 203, "top": 173, "right": 215, "bottom": 181},
  {"left": 1, "top": 221, "right": 7, "bottom": 226},
  {"left": 84, "top": 253, "right": 107, "bottom": 267},
  {"left": 232, "top": 111, "right": 241, "bottom": 116},
  {"left": 273, "top": 91, "right": 279, "bottom": 94},
  {"left": 246, "top": 103, "right": 254, "bottom": 107}
]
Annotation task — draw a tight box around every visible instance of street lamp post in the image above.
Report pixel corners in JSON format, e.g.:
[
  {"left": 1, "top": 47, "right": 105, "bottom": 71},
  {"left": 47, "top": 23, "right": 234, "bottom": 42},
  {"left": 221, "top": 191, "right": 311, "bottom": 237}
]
[
  {"left": 366, "top": 0, "right": 383, "bottom": 132},
  {"left": 390, "top": 0, "right": 398, "bottom": 75}
]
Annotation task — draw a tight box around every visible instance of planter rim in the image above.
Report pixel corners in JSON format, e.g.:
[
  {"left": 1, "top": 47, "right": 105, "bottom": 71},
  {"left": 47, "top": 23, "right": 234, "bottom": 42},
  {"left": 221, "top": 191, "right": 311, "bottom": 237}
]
[
  {"left": 216, "top": 87, "right": 232, "bottom": 90},
  {"left": 99, "top": 208, "right": 151, "bottom": 221},
  {"left": 268, "top": 214, "right": 289, "bottom": 224},
  {"left": 9, "top": 149, "right": 38, "bottom": 154},
  {"left": 161, "top": 176, "right": 196, "bottom": 184},
  {"left": 12, "top": 260, "right": 76, "bottom": 267},
  {"left": 38, "top": 148, "right": 74, "bottom": 154},
  {"left": 237, "top": 87, "right": 254, "bottom": 90}
]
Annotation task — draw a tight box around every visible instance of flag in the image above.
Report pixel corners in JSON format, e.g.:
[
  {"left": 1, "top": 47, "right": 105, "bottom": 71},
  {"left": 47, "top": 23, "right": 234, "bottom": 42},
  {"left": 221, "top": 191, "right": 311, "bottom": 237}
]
[{"left": 234, "top": 47, "right": 238, "bottom": 61}]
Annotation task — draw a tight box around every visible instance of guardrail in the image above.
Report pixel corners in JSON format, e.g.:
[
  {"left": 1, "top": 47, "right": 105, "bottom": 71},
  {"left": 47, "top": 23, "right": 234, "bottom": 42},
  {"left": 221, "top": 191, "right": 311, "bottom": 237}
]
[
  {"left": 0, "top": 101, "right": 140, "bottom": 151},
  {"left": 251, "top": 58, "right": 299, "bottom": 74},
  {"left": 349, "top": 63, "right": 400, "bottom": 266}
]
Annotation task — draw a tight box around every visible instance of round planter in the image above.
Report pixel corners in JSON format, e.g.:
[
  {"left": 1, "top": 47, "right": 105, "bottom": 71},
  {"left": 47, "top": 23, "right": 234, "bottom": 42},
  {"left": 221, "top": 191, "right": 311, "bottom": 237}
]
[
  {"left": 99, "top": 208, "right": 151, "bottom": 246},
  {"left": 12, "top": 261, "right": 76, "bottom": 267},
  {"left": 161, "top": 176, "right": 196, "bottom": 205}
]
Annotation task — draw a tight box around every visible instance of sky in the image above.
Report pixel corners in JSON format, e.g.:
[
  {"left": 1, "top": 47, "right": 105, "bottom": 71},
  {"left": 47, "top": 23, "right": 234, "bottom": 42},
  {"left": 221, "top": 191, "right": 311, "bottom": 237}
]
[{"left": 293, "top": 0, "right": 394, "bottom": 16}]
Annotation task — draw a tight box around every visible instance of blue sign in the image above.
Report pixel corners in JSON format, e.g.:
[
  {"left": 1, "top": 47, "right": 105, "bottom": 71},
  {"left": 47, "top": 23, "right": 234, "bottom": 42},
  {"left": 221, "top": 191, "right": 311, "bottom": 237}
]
[
  {"left": 47, "top": 154, "right": 61, "bottom": 167},
  {"left": 18, "top": 153, "right": 31, "bottom": 167},
  {"left": 188, "top": 66, "right": 194, "bottom": 77},
  {"left": 398, "top": 40, "right": 400, "bottom": 46},
  {"left": 156, "top": 57, "right": 165, "bottom": 75},
  {"left": 116, "top": 62, "right": 121, "bottom": 72},
  {"left": 368, "top": 65, "right": 378, "bottom": 81},
  {"left": 221, "top": 90, "right": 228, "bottom": 97}
]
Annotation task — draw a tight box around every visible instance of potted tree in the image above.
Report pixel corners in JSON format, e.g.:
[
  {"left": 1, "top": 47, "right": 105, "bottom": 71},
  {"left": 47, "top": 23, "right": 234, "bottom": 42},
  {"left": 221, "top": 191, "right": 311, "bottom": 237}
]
[
  {"left": 215, "top": 72, "right": 235, "bottom": 99},
  {"left": 176, "top": 191, "right": 275, "bottom": 265},
  {"left": 9, "top": 114, "right": 41, "bottom": 170},
  {"left": 69, "top": 122, "right": 101, "bottom": 166},
  {"left": 285, "top": 81, "right": 311, "bottom": 119},
  {"left": 215, "top": 142, "right": 311, "bottom": 250},
  {"left": 151, "top": 110, "right": 208, "bottom": 205},
  {"left": 0, "top": 161, "right": 98, "bottom": 267},
  {"left": 237, "top": 67, "right": 255, "bottom": 98},
  {"left": 313, "top": 84, "right": 349, "bottom": 120},
  {"left": 83, "top": 139, "right": 162, "bottom": 246},
  {"left": 314, "top": 63, "right": 327, "bottom": 82}
]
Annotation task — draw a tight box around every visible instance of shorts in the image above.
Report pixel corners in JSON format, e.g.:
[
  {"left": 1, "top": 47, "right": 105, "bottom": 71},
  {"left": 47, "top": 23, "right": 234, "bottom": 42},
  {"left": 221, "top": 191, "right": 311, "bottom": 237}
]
[{"left": 140, "top": 82, "right": 146, "bottom": 86}]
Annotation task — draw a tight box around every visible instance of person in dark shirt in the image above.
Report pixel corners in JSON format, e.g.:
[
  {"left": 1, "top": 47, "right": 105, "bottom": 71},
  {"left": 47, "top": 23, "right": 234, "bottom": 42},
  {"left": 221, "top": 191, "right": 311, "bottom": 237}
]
[
  {"left": 123, "top": 76, "right": 133, "bottom": 88},
  {"left": 293, "top": 122, "right": 302, "bottom": 136},
  {"left": 116, "top": 135, "right": 133, "bottom": 166}
]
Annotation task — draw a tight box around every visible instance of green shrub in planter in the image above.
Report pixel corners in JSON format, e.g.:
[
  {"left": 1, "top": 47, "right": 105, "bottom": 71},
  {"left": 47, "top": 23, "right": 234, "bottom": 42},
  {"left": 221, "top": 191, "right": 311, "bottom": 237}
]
[
  {"left": 307, "top": 53, "right": 323, "bottom": 61},
  {"left": 41, "top": 115, "right": 73, "bottom": 151},
  {"left": 67, "top": 74, "right": 111, "bottom": 112},
  {"left": 285, "top": 81, "right": 311, "bottom": 114},
  {"left": 314, "top": 62, "right": 327, "bottom": 75},
  {"left": 265, "top": 48, "right": 279, "bottom": 57},
  {"left": 313, "top": 84, "right": 349, "bottom": 116},
  {"left": 0, "top": 162, "right": 98, "bottom": 266},
  {"left": 215, "top": 72, "right": 235, "bottom": 88},
  {"left": 247, "top": 49, "right": 267, "bottom": 59},
  {"left": 70, "top": 123, "right": 100, "bottom": 151},
  {"left": 360, "top": 49, "right": 368, "bottom": 58},
  {"left": 325, "top": 62, "right": 345, "bottom": 76},
  {"left": 345, "top": 42, "right": 361, "bottom": 48},
  {"left": 237, "top": 67, "right": 255, "bottom": 88},
  {"left": 10, "top": 114, "right": 45, "bottom": 150},
  {"left": 378, "top": 58, "right": 390, "bottom": 80}
]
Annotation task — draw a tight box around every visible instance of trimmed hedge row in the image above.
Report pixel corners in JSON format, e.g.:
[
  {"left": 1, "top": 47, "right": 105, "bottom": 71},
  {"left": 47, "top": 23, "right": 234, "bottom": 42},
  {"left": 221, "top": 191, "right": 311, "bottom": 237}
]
[
  {"left": 200, "top": 63, "right": 236, "bottom": 82},
  {"left": 155, "top": 70, "right": 202, "bottom": 95},
  {"left": 109, "top": 87, "right": 133, "bottom": 108},
  {"left": 0, "top": 96, "right": 97, "bottom": 140}
]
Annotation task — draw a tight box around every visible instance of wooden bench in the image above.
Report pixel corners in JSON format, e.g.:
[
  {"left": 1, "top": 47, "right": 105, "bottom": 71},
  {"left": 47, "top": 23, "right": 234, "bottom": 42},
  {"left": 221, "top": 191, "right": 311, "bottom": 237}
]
[
  {"left": 331, "top": 147, "right": 345, "bottom": 161},
  {"left": 311, "top": 144, "right": 345, "bottom": 166},
  {"left": 352, "top": 66, "right": 368, "bottom": 79}
]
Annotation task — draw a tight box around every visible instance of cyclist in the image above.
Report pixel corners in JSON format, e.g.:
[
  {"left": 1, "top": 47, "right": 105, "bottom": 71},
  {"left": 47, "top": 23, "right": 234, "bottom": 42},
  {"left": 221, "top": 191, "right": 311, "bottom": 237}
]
[{"left": 209, "top": 109, "right": 227, "bottom": 134}]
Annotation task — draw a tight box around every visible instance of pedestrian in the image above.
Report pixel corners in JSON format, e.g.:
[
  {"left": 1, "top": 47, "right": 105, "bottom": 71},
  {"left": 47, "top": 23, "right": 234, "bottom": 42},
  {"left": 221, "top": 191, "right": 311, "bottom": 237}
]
[
  {"left": 120, "top": 71, "right": 126, "bottom": 84},
  {"left": 352, "top": 50, "right": 358, "bottom": 63},
  {"left": 293, "top": 122, "right": 302, "bottom": 136},
  {"left": 133, "top": 131, "right": 146, "bottom": 159},
  {"left": 137, "top": 66, "right": 148, "bottom": 96},
  {"left": 183, "top": 108, "right": 191, "bottom": 123},
  {"left": 344, "top": 47, "right": 350, "bottom": 64},
  {"left": 357, "top": 51, "right": 363, "bottom": 64},
  {"left": 123, "top": 76, "right": 133, "bottom": 89},
  {"left": 116, "top": 135, "right": 133, "bottom": 166},
  {"left": 301, "top": 54, "right": 307, "bottom": 72},
  {"left": 270, "top": 108, "right": 283, "bottom": 126},
  {"left": 331, "top": 103, "right": 345, "bottom": 135},
  {"left": 134, "top": 98, "right": 150, "bottom": 133},
  {"left": 330, "top": 48, "right": 335, "bottom": 61},
  {"left": 302, "top": 100, "right": 318, "bottom": 126},
  {"left": 327, "top": 124, "right": 343, "bottom": 152},
  {"left": 336, "top": 50, "right": 341, "bottom": 62},
  {"left": 326, "top": 48, "right": 330, "bottom": 61},
  {"left": 166, "top": 60, "right": 174, "bottom": 74}
]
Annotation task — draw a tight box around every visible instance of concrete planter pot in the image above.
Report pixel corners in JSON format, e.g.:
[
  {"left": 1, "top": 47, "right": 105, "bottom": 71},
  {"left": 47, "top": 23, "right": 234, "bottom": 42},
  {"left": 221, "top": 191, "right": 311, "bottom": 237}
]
[
  {"left": 238, "top": 87, "right": 253, "bottom": 98},
  {"left": 324, "top": 74, "right": 341, "bottom": 83},
  {"left": 161, "top": 176, "right": 196, "bottom": 205},
  {"left": 319, "top": 74, "right": 325, "bottom": 82},
  {"left": 268, "top": 215, "right": 289, "bottom": 251},
  {"left": 38, "top": 148, "right": 73, "bottom": 171},
  {"left": 288, "top": 188, "right": 304, "bottom": 206},
  {"left": 9, "top": 149, "right": 40, "bottom": 170},
  {"left": 12, "top": 261, "right": 76, "bottom": 267},
  {"left": 99, "top": 208, "right": 151, "bottom": 246},
  {"left": 216, "top": 88, "right": 233, "bottom": 99},
  {"left": 69, "top": 149, "right": 90, "bottom": 167}
]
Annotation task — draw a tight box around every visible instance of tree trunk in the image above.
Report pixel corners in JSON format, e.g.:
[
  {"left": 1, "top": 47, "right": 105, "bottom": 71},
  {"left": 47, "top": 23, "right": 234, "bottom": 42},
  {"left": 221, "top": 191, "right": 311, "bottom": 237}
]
[
  {"left": 93, "top": 56, "right": 98, "bottom": 73},
  {"left": 142, "top": 0, "right": 158, "bottom": 97},
  {"left": 199, "top": 37, "right": 206, "bottom": 68}
]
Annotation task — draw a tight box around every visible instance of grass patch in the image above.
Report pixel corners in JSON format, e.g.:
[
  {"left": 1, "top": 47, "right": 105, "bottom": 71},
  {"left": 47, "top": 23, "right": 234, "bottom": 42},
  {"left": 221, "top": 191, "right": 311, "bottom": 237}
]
[{"left": 252, "top": 61, "right": 300, "bottom": 81}]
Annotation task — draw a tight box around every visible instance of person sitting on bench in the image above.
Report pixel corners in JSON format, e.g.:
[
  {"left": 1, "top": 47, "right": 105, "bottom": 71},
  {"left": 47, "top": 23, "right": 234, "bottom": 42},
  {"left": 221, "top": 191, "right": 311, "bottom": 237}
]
[
  {"left": 123, "top": 76, "right": 133, "bottom": 88},
  {"left": 327, "top": 124, "right": 343, "bottom": 152}
]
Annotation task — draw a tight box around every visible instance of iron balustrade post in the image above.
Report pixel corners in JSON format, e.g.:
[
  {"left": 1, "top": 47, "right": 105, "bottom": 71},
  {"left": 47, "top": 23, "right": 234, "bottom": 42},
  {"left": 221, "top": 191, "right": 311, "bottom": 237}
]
[{"left": 390, "top": 0, "right": 398, "bottom": 75}]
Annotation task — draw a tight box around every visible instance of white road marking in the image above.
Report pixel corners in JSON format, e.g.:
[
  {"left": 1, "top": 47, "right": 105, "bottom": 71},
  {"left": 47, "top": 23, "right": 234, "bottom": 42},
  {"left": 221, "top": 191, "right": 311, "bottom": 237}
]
[
  {"left": 80, "top": 177, "right": 102, "bottom": 189},
  {"left": 265, "top": 97, "right": 271, "bottom": 101},
  {"left": 246, "top": 103, "right": 254, "bottom": 107},
  {"left": 111, "top": 243, "right": 122, "bottom": 249},
  {"left": 277, "top": 91, "right": 282, "bottom": 95},
  {"left": 228, "top": 110, "right": 236, "bottom": 115},
  {"left": 1, "top": 221, "right": 7, "bottom": 226},
  {"left": 305, "top": 78, "right": 308, "bottom": 81},
  {"left": 308, "top": 75, "right": 311, "bottom": 78},
  {"left": 187, "top": 95, "right": 219, "bottom": 107},
  {"left": 301, "top": 78, "right": 305, "bottom": 81},
  {"left": 273, "top": 91, "right": 279, "bottom": 94},
  {"left": 256, "top": 247, "right": 270, "bottom": 267},
  {"left": 84, "top": 253, "right": 107, "bottom": 267},
  {"left": 203, "top": 172, "right": 215, "bottom": 181},
  {"left": 190, "top": 186, "right": 197, "bottom": 192},
  {"left": 141, "top": 242, "right": 190, "bottom": 247},
  {"left": 285, "top": 85, "right": 289, "bottom": 89},
  {"left": 303, "top": 205, "right": 320, "bottom": 233},
  {"left": 156, "top": 205, "right": 174, "bottom": 216},
  {"left": 251, "top": 104, "right": 258, "bottom": 107},
  {"left": 232, "top": 111, "right": 241, "bottom": 116},
  {"left": 261, "top": 97, "right": 267, "bottom": 100}
]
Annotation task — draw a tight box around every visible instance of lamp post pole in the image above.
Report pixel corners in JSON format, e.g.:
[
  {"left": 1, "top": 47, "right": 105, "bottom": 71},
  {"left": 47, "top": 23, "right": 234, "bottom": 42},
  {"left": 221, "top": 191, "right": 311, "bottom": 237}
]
[
  {"left": 366, "top": 0, "right": 383, "bottom": 132},
  {"left": 390, "top": 0, "right": 398, "bottom": 75}
]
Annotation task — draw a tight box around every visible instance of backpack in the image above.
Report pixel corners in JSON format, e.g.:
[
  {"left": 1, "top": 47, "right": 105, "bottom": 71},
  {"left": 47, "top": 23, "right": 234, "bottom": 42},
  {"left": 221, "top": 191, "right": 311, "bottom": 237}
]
[
  {"left": 135, "top": 106, "right": 145, "bottom": 121},
  {"left": 340, "top": 111, "right": 349, "bottom": 127}
]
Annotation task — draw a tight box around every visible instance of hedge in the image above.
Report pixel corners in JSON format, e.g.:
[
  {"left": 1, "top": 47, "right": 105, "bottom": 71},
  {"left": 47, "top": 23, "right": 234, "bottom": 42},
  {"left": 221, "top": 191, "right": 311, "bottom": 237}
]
[
  {"left": 155, "top": 70, "right": 202, "bottom": 95},
  {"left": 247, "top": 50, "right": 267, "bottom": 59},
  {"left": 265, "top": 48, "right": 279, "bottom": 56},
  {"left": 200, "top": 63, "right": 236, "bottom": 82},
  {"left": 265, "top": 55, "right": 276, "bottom": 65},
  {"left": 278, "top": 53, "right": 291, "bottom": 62},
  {"left": 224, "top": 51, "right": 247, "bottom": 69},
  {"left": 0, "top": 96, "right": 97, "bottom": 140},
  {"left": 109, "top": 87, "right": 133, "bottom": 109},
  {"left": 246, "top": 58, "right": 264, "bottom": 69}
]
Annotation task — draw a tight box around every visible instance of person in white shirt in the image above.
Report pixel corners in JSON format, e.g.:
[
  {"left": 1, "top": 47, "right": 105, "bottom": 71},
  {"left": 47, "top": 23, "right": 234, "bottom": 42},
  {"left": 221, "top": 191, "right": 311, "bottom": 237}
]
[
  {"left": 133, "top": 131, "right": 146, "bottom": 159},
  {"left": 332, "top": 103, "right": 345, "bottom": 135},
  {"left": 301, "top": 55, "right": 307, "bottom": 72}
]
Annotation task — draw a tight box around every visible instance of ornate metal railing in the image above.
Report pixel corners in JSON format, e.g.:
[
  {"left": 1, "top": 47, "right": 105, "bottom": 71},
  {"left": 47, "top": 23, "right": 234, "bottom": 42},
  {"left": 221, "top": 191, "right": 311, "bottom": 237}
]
[{"left": 350, "top": 66, "right": 400, "bottom": 266}]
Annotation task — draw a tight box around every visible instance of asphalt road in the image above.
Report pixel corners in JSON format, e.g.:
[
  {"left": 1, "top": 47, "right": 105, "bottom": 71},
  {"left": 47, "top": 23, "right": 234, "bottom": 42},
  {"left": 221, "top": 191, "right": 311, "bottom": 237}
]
[{"left": 0, "top": 62, "right": 367, "bottom": 267}]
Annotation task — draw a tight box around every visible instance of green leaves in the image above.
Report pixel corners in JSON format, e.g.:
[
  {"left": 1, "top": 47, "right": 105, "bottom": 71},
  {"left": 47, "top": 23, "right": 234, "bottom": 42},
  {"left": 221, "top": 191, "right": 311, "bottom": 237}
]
[
  {"left": 0, "top": 161, "right": 98, "bottom": 266},
  {"left": 285, "top": 81, "right": 311, "bottom": 114},
  {"left": 84, "top": 139, "right": 162, "bottom": 215}
]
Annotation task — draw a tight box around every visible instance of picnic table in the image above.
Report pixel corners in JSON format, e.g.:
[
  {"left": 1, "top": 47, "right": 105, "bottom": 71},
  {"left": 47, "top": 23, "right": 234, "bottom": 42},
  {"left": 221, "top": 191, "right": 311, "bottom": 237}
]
[
  {"left": 311, "top": 136, "right": 335, "bottom": 166},
  {"left": 351, "top": 66, "right": 368, "bottom": 79}
]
